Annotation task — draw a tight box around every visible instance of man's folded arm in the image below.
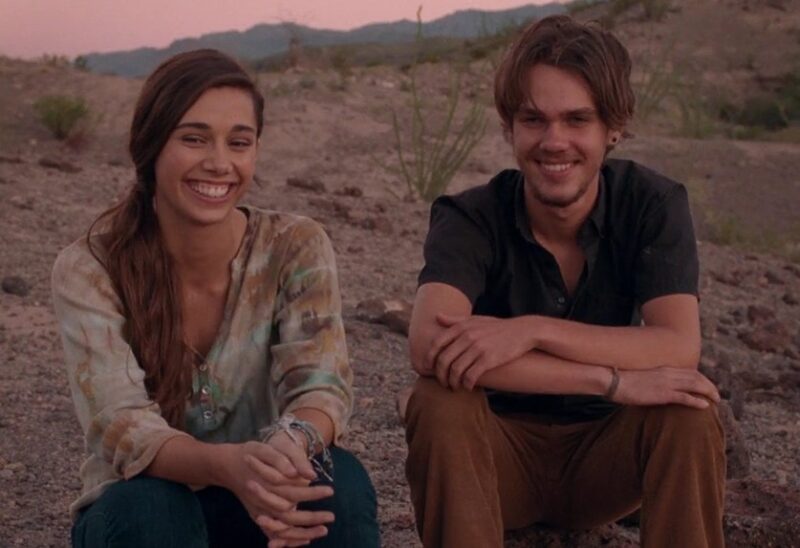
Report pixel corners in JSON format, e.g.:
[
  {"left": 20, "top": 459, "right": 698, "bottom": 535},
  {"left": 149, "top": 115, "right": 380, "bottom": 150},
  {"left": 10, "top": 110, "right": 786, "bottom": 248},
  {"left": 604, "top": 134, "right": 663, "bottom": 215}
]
[
  {"left": 409, "top": 282, "right": 612, "bottom": 396},
  {"left": 525, "top": 293, "right": 701, "bottom": 371}
]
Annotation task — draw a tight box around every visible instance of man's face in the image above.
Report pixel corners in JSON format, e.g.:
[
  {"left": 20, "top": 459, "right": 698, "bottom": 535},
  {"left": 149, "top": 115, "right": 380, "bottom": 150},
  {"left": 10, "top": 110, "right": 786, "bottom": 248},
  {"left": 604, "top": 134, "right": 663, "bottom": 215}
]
[{"left": 510, "top": 64, "right": 619, "bottom": 210}]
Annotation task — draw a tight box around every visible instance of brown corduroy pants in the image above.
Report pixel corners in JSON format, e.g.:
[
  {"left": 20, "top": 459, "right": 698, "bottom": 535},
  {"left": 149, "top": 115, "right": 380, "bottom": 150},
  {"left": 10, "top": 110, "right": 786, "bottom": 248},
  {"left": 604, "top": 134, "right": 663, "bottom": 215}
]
[{"left": 404, "top": 377, "right": 726, "bottom": 548}]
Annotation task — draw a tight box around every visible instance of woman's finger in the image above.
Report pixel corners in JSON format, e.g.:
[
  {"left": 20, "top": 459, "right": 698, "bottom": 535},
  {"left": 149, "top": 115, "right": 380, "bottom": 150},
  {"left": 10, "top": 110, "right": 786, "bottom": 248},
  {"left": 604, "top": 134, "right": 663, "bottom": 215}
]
[
  {"left": 256, "top": 514, "right": 292, "bottom": 535},
  {"left": 271, "top": 483, "right": 334, "bottom": 504},
  {"left": 244, "top": 454, "right": 297, "bottom": 485},
  {"left": 247, "top": 480, "right": 295, "bottom": 513},
  {"left": 254, "top": 443, "right": 299, "bottom": 478},
  {"left": 276, "top": 509, "right": 335, "bottom": 527},
  {"left": 273, "top": 525, "right": 328, "bottom": 542}
]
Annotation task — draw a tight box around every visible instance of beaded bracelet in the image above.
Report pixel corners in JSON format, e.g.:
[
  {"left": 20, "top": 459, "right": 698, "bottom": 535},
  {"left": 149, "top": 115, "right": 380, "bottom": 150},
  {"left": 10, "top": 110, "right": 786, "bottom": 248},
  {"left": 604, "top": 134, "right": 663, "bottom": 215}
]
[{"left": 259, "top": 414, "right": 334, "bottom": 482}]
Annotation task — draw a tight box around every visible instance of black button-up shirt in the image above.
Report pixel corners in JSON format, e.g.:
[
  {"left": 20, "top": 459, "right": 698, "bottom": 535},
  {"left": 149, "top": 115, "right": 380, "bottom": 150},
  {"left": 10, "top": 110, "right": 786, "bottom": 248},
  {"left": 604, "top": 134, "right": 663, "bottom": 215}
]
[{"left": 418, "top": 159, "right": 699, "bottom": 421}]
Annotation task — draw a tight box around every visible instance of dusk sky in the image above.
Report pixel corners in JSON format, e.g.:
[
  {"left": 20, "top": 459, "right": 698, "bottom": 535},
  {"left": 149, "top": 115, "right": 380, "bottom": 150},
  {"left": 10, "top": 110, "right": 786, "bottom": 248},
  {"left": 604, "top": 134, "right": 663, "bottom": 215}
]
[{"left": 0, "top": 0, "right": 562, "bottom": 60}]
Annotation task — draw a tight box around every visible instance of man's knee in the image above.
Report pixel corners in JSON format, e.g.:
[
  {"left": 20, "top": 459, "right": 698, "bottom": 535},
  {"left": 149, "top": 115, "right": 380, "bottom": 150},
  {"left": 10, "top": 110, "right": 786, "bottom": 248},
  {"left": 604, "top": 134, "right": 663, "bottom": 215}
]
[
  {"left": 405, "top": 376, "right": 488, "bottom": 436},
  {"left": 644, "top": 403, "right": 725, "bottom": 454}
]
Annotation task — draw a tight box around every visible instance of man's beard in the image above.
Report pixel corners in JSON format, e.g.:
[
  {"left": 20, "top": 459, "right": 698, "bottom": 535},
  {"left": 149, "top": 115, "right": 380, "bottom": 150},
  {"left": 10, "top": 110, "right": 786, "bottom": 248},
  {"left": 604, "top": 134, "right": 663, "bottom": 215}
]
[{"left": 527, "top": 173, "right": 593, "bottom": 209}]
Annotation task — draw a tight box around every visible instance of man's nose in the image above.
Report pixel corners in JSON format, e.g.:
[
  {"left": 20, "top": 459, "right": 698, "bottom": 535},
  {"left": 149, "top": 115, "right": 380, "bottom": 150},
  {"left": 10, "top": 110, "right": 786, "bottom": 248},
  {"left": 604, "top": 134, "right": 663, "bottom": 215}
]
[{"left": 539, "top": 122, "right": 568, "bottom": 151}]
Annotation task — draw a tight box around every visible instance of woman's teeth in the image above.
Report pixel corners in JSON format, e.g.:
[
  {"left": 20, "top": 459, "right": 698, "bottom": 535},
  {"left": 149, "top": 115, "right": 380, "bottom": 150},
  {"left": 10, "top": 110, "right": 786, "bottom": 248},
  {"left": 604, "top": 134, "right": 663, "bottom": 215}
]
[{"left": 189, "top": 181, "right": 232, "bottom": 198}]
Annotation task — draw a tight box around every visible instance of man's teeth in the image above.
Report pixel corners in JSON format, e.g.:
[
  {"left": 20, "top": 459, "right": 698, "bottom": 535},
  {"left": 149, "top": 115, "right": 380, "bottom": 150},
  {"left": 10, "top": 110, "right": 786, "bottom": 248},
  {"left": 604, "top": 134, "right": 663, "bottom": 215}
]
[
  {"left": 189, "top": 182, "right": 232, "bottom": 198},
  {"left": 541, "top": 162, "right": 573, "bottom": 172}
]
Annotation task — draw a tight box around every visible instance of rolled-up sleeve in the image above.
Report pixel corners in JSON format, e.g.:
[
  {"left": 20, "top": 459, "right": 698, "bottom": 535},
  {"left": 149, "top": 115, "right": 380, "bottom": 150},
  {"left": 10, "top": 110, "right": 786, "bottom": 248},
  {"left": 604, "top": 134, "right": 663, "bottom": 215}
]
[
  {"left": 270, "top": 220, "right": 353, "bottom": 441},
  {"left": 51, "top": 243, "right": 189, "bottom": 481},
  {"left": 633, "top": 184, "right": 699, "bottom": 304}
]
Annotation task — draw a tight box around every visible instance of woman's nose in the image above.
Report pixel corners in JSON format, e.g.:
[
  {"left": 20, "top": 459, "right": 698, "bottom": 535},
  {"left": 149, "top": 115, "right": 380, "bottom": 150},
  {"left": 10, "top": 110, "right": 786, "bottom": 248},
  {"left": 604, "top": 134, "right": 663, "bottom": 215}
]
[{"left": 201, "top": 145, "right": 232, "bottom": 174}]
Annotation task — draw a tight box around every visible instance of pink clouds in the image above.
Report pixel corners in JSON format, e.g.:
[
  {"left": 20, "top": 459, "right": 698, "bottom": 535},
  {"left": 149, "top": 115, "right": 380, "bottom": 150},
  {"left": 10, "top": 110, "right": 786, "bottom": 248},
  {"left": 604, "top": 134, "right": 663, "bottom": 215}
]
[{"left": 0, "top": 0, "right": 560, "bottom": 59}]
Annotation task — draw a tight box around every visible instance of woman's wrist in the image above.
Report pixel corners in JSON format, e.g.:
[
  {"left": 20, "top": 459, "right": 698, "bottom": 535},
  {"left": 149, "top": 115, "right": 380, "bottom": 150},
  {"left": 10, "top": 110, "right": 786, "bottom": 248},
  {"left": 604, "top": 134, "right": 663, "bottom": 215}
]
[{"left": 208, "top": 442, "right": 239, "bottom": 488}]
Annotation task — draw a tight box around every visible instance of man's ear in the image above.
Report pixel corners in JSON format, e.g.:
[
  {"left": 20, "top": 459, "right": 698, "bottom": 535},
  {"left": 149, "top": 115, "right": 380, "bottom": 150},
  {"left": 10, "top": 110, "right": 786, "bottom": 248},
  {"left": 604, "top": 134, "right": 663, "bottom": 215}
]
[{"left": 607, "top": 130, "right": 622, "bottom": 146}]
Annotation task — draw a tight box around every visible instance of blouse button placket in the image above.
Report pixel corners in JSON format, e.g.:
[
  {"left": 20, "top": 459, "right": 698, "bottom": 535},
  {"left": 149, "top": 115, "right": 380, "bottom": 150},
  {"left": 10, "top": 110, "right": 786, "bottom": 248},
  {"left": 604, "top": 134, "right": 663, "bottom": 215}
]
[{"left": 196, "top": 360, "right": 215, "bottom": 422}]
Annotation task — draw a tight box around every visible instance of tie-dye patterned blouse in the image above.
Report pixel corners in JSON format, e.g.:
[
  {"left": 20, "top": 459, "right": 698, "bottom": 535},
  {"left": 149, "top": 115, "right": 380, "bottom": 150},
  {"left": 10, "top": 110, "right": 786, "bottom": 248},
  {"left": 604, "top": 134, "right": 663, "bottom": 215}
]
[{"left": 51, "top": 206, "right": 353, "bottom": 519}]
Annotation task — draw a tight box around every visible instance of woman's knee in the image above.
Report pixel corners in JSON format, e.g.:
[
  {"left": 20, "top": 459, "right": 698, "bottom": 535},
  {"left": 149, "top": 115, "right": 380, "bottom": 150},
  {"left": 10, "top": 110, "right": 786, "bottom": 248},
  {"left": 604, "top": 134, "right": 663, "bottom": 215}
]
[
  {"left": 72, "top": 476, "right": 207, "bottom": 548},
  {"left": 311, "top": 447, "right": 378, "bottom": 548}
]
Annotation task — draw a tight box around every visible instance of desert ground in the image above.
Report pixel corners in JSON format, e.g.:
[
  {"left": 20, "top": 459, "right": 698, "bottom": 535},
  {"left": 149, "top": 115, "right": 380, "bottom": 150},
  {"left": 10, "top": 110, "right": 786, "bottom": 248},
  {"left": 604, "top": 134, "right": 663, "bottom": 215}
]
[{"left": 2, "top": 1, "right": 800, "bottom": 546}]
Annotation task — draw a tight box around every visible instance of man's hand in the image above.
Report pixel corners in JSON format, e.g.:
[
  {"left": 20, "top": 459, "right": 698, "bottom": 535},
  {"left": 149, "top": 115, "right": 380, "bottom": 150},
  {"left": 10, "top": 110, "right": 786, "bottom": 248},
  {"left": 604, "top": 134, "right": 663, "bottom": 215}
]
[
  {"left": 612, "top": 367, "right": 720, "bottom": 409},
  {"left": 221, "top": 435, "right": 334, "bottom": 547},
  {"left": 427, "top": 313, "right": 539, "bottom": 390}
]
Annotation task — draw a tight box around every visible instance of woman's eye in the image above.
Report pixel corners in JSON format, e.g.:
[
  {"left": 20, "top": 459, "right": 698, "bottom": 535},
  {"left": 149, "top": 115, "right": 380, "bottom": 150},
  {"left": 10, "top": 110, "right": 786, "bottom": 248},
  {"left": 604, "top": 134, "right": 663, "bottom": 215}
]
[
  {"left": 181, "top": 135, "right": 204, "bottom": 145},
  {"left": 230, "top": 139, "right": 252, "bottom": 148}
]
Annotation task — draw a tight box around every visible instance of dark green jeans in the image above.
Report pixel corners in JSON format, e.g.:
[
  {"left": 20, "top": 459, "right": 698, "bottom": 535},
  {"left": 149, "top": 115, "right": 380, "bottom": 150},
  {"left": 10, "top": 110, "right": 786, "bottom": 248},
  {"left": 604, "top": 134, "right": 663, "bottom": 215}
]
[{"left": 72, "top": 447, "right": 379, "bottom": 548}]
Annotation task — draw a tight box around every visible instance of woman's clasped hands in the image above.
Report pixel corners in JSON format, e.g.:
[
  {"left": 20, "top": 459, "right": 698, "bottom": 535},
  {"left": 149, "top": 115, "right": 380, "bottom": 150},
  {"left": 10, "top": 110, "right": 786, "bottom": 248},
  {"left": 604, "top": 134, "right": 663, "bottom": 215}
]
[{"left": 222, "top": 432, "right": 334, "bottom": 547}]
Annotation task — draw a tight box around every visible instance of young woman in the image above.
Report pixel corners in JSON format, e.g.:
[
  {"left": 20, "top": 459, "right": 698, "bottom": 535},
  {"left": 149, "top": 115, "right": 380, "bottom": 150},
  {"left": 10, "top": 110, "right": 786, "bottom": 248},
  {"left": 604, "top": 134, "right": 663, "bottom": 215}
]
[{"left": 52, "top": 49, "right": 379, "bottom": 548}]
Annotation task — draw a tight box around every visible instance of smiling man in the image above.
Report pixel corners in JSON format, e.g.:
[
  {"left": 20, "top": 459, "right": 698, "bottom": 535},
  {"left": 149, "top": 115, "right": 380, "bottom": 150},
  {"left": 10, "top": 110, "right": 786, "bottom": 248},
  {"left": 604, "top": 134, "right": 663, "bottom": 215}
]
[{"left": 404, "top": 15, "right": 725, "bottom": 548}]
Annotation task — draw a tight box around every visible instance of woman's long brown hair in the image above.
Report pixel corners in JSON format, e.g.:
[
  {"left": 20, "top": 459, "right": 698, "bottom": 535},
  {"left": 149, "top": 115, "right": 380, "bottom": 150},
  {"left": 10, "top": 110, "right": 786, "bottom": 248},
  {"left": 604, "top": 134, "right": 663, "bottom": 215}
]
[{"left": 88, "top": 49, "right": 264, "bottom": 427}]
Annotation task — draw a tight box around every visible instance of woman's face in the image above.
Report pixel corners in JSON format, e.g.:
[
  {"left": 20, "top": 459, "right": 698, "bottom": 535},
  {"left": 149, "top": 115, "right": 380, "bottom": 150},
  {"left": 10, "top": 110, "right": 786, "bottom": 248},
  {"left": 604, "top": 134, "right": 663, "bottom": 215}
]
[{"left": 153, "top": 86, "right": 258, "bottom": 229}]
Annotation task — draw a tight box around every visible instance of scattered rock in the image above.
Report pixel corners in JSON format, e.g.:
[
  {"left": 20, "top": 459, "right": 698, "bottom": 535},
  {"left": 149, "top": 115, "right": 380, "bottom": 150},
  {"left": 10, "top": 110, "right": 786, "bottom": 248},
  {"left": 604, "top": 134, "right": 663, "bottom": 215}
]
[
  {"left": 335, "top": 185, "right": 363, "bottom": 197},
  {"left": 782, "top": 292, "right": 798, "bottom": 306},
  {"left": 38, "top": 156, "right": 81, "bottom": 173},
  {"left": 710, "top": 270, "right": 742, "bottom": 287},
  {"left": 286, "top": 176, "right": 326, "bottom": 193},
  {"left": 725, "top": 479, "right": 800, "bottom": 547},
  {"left": 382, "top": 308, "right": 411, "bottom": 336},
  {"left": 355, "top": 298, "right": 412, "bottom": 336},
  {"left": 9, "top": 195, "right": 33, "bottom": 210},
  {"left": 746, "top": 304, "right": 774, "bottom": 324},
  {"left": 764, "top": 270, "right": 784, "bottom": 284},
  {"left": 0, "top": 155, "right": 24, "bottom": 164},
  {"left": 1, "top": 276, "right": 30, "bottom": 297},
  {"left": 700, "top": 357, "right": 744, "bottom": 419},
  {"left": 783, "top": 264, "right": 800, "bottom": 279},
  {"left": 718, "top": 401, "right": 751, "bottom": 479},
  {"left": 358, "top": 215, "right": 393, "bottom": 234},
  {"left": 309, "top": 197, "right": 351, "bottom": 219},
  {"left": 739, "top": 320, "right": 791, "bottom": 353},
  {"left": 784, "top": 347, "right": 800, "bottom": 360}
]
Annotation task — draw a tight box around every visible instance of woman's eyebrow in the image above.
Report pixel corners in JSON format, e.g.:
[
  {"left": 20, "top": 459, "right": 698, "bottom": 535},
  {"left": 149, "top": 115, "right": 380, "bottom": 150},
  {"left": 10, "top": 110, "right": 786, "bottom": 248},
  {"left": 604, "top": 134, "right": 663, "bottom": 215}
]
[{"left": 174, "top": 121, "right": 256, "bottom": 133}]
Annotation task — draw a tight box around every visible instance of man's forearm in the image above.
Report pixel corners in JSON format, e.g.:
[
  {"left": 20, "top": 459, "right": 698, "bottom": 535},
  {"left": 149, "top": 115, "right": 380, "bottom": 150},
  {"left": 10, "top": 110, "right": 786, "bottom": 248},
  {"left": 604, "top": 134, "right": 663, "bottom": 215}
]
[
  {"left": 475, "top": 349, "right": 613, "bottom": 395},
  {"left": 416, "top": 349, "right": 613, "bottom": 396},
  {"left": 528, "top": 315, "right": 699, "bottom": 370}
]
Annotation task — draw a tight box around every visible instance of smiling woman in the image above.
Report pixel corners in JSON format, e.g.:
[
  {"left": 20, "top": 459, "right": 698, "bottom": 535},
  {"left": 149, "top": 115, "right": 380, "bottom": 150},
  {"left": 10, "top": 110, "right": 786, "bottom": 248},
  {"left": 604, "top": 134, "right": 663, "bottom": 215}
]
[{"left": 50, "top": 49, "right": 379, "bottom": 548}]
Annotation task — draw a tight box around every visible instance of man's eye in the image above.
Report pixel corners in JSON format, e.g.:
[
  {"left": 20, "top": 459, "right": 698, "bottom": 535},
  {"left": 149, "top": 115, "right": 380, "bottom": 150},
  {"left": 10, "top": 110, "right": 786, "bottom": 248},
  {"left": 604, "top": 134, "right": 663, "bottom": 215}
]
[{"left": 568, "top": 116, "right": 589, "bottom": 125}]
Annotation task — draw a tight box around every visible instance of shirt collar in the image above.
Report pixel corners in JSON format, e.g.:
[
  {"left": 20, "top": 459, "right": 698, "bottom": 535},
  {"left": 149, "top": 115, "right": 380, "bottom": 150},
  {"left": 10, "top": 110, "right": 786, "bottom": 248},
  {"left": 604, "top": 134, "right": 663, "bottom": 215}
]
[{"left": 513, "top": 169, "right": 607, "bottom": 245}]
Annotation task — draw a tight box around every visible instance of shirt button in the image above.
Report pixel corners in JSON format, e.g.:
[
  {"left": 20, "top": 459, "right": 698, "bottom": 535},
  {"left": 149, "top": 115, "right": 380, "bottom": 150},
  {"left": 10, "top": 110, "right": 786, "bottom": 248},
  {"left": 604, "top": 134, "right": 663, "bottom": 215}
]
[
  {"left": 202, "top": 410, "right": 214, "bottom": 420},
  {"left": 557, "top": 296, "right": 566, "bottom": 305},
  {"left": 197, "top": 362, "right": 208, "bottom": 372},
  {"left": 200, "top": 386, "right": 211, "bottom": 396}
]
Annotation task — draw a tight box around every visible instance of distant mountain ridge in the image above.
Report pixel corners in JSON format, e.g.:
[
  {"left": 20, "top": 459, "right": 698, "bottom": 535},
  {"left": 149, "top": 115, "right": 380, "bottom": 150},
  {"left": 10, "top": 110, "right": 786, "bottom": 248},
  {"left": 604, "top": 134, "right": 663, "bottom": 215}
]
[{"left": 82, "top": 3, "right": 566, "bottom": 77}]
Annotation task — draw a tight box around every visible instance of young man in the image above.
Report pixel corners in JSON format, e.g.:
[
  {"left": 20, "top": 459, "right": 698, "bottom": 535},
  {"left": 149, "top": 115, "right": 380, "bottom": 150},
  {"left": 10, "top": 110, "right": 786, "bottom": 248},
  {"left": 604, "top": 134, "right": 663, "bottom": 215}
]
[{"left": 405, "top": 15, "right": 725, "bottom": 548}]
